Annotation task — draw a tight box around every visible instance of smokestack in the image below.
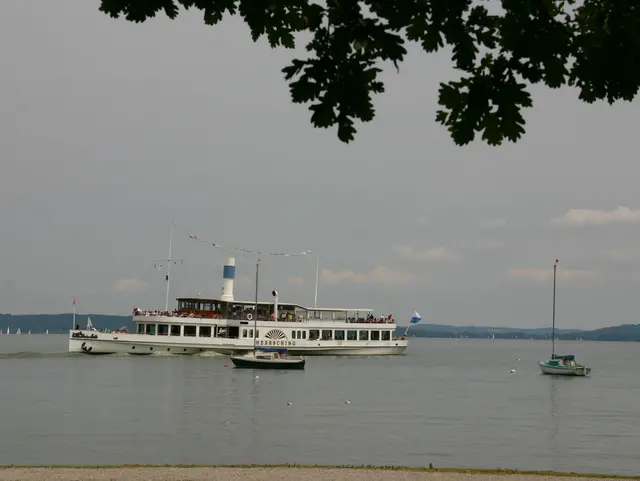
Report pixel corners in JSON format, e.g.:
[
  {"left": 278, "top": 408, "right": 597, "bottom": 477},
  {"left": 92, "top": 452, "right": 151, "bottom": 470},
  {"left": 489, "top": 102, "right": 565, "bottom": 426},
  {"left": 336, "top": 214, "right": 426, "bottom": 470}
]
[
  {"left": 272, "top": 290, "right": 278, "bottom": 322},
  {"left": 221, "top": 257, "right": 236, "bottom": 301}
]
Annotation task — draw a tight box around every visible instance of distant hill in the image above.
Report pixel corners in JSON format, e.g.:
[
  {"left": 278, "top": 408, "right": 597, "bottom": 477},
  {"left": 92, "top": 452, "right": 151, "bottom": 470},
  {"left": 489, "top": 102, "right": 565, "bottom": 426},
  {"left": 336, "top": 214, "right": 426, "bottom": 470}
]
[
  {"left": 0, "top": 314, "right": 132, "bottom": 334},
  {"left": 394, "top": 323, "right": 640, "bottom": 342},
  {"left": 0, "top": 314, "right": 638, "bottom": 341}
]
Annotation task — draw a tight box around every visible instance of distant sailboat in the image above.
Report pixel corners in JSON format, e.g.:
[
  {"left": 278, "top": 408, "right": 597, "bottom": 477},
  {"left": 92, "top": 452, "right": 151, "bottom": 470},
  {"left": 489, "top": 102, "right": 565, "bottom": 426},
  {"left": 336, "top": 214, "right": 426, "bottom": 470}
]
[
  {"left": 6, "top": 327, "right": 9, "bottom": 335},
  {"left": 16, "top": 328, "right": 21, "bottom": 335},
  {"left": 28, "top": 330, "right": 31, "bottom": 335},
  {"left": 86, "top": 317, "right": 93, "bottom": 330},
  {"left": 46, "top": 329, "right": 49, "bottom": 335}
]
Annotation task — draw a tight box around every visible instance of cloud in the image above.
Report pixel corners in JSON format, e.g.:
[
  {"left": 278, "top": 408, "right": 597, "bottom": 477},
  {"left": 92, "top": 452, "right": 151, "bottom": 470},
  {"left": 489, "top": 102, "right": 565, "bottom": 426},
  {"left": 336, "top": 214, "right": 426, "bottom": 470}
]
[
  {"left": 468, "top": 239, "right": 505, "bottom": 251},
  {"left": 504, "top": 268, "right": 597, "bottom": 283},
  {"left": 392, "top": 244, "right": 461, "bottom": 262},
  {"left": 551, "top": 206, "right": 640, "bottom": 227},
  {"left": 415, "top": 216, "right": 429, "bottom": 227},
  {"left": 284, "top": 276, "right": 308, "bottom": 286},
  {"left": 321, "top": 266, "right": 417, "bottom": 286},
  {"left": 601, "top": 248, "right": 640, "bottom": 263},
  {"left": 478, "top": 218, "right": 507, "bottom": 229},
  {"left": 113, "top": 277, "right": 149, "bottom": 294},
  {"left": 234, "top": 276, "right": 253, "bottom": 288}
]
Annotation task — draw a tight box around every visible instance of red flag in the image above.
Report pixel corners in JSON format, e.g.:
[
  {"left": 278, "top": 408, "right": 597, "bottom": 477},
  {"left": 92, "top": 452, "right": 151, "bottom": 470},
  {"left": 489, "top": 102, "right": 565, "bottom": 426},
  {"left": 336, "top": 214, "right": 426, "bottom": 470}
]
[{"left": 73, "top": 296, "right": 76, "bottom": 305}]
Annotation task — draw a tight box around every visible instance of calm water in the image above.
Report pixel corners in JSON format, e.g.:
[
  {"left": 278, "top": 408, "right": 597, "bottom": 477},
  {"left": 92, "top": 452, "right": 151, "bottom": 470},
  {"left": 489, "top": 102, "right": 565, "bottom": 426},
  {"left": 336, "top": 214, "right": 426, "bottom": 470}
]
[{"left": 0, "top": 335, "right": 638, "bottom": 474}]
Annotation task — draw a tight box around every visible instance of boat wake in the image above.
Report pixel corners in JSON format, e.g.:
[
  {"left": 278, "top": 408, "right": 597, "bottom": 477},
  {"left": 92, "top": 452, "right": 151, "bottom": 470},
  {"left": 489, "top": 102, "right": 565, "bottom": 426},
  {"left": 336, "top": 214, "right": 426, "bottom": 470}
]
[{"left": 0, "top": 351, "right": 75, "bottom": 359}]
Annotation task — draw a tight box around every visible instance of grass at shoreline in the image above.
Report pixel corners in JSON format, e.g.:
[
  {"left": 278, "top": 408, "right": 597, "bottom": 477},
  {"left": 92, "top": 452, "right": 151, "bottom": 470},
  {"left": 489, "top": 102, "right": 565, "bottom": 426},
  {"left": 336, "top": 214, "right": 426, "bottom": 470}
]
[{"left": 0, "top": 465, "right": 637, "bottom": 478}]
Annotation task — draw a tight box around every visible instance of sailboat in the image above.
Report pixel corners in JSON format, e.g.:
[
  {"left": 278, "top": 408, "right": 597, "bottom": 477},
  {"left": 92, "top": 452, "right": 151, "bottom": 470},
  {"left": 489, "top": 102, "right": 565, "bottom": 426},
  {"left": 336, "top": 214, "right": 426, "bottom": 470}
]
[
  {"left": 539, "top": 259, "right": 591, "bottom": 376},
  {"left": 16, "top": 328, "right": 21, "bottom": 335},
  {"left": 230, "top": 260, "right": 305, "bottom": 370}
]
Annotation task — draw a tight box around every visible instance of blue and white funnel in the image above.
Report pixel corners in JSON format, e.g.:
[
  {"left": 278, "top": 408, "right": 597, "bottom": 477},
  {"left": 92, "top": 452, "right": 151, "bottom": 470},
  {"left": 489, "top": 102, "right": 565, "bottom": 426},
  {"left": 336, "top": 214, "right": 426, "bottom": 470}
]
[{"left": 221, "top": 257, "right": 236, "bottom": 301}]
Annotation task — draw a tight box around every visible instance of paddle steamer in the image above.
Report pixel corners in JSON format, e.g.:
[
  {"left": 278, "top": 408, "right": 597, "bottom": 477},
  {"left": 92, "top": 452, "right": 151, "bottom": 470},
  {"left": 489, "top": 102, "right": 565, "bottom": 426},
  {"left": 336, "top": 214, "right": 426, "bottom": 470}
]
[{"left": 69, "top": 257, "right": 408, "bottom": 356}]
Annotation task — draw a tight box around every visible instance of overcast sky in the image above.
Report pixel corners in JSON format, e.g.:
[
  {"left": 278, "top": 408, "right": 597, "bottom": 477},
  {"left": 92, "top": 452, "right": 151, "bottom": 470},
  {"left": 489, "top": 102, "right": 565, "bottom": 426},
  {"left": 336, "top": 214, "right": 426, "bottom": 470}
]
[{"left": 2, "top": 0, "right": 640, "bottom": 329}]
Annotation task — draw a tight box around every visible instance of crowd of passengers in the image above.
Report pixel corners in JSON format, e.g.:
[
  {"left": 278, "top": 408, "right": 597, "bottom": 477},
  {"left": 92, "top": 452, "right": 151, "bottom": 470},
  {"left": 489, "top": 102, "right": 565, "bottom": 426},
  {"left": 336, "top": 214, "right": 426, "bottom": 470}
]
[{"left": 132, "top": 306, "right": 395, "bottom": 323}]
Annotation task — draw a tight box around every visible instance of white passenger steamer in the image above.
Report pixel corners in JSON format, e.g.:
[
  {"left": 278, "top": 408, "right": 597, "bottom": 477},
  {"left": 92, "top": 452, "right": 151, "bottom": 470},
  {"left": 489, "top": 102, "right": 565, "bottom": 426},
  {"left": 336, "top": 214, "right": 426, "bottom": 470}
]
[{"left": 69, "top": 257, "right": 408, "bottom": 356}]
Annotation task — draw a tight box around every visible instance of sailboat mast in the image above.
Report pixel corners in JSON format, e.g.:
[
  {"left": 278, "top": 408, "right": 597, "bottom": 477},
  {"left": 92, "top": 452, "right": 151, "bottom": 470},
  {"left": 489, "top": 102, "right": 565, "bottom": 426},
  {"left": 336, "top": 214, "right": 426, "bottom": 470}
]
[
  {"left": 254, "top": 259, "right": 260, "bottom": 348},
  {"left": 165, "top": 222, "right": 174, "bottom": 312},
  {"left": 314, "top": 251, "right": 319, "bottom": 308},
  {"left": 552, "top": 259, "right": 558, "bottom": 357}
]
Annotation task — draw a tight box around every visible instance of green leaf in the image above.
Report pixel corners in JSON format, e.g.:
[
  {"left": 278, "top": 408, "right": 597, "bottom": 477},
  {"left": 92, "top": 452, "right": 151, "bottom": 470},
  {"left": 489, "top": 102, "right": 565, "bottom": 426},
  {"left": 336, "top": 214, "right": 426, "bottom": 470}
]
[{"left": 98, "top": 0, "right": 640, "bottom": 146}]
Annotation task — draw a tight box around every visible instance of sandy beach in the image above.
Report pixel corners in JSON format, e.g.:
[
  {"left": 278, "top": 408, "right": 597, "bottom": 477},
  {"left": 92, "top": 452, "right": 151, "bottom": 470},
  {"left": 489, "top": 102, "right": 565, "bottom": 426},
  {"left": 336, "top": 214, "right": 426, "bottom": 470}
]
[{"left": 0, "top": 468, "right": 634, "bottom": 481}]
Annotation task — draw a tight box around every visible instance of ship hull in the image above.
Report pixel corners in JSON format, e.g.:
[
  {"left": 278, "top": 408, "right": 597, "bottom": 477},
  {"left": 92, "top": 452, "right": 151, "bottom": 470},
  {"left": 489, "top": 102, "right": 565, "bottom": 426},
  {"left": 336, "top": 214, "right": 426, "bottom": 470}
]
[
  {"left": 539, "top": 362, "right": 591, "bottom": 376},
  {"left": 230, "top": 355, "right": 305, "bottom": 370},
  {"left": 69, "top": 331, "right": 408, "bottom": 357}
]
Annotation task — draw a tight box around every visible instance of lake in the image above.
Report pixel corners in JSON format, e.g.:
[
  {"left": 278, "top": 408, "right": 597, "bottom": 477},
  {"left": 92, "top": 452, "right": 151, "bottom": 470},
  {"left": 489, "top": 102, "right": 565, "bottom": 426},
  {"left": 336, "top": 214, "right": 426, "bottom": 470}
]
[{"left": 0, "top": 335, "right": 638, "bottom": 475}]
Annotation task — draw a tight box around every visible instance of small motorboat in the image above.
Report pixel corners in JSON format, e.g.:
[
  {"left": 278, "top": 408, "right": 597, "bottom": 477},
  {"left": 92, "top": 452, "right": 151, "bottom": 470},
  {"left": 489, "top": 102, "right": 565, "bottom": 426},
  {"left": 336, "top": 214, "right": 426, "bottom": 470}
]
[{"left": 230, "top": 347, "right": 305, "bottom": 370}]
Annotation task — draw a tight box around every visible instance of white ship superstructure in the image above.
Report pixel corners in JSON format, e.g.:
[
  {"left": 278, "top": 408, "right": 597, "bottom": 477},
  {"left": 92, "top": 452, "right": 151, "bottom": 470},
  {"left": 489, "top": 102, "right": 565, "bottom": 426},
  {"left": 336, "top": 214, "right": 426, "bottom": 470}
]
[{"left": 69, "top": 256, "right": 408, "bottom": 356}]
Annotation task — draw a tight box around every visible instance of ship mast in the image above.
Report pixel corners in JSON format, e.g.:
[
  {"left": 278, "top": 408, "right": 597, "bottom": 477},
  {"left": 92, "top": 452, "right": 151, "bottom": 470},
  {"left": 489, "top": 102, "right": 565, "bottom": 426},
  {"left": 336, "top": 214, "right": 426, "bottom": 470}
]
[
  {"left": 314, "top": 251, "right": 319, "bottom": 308},
  {"left": 154, "top": 222, "right": 183, "bottom": 313},
  {"left": 254, "top": 258, "right": 260, "bottom": 349},
  {"left": 552, "top": 258, "right": 558, "bottom": 358}
]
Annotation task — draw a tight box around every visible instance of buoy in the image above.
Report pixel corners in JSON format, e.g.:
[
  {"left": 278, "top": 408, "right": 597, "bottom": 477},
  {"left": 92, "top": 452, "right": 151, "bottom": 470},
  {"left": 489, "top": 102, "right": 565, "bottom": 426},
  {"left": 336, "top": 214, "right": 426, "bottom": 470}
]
[
  {"left": 254, "top": 375, "right": 259, "bottom": 380},
  {"left": 510, "top": 369, "right": 516, "bottom": 373},
  {"left": 344, "top": 399, "right": 351, "bottom": 404},
  {"left": 287, "top": 401, "right": 292, "bottom": 406},
  {"left": 223, "top": 364, "right": 228, "bottom": 368}
]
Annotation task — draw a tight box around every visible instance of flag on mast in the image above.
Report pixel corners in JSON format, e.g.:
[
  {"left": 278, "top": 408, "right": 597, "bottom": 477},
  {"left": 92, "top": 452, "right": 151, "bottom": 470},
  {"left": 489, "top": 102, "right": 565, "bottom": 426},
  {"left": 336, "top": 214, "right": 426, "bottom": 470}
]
[
  {"left": 73, "top": 296, "right": 76, "bottom": 306},
  {"left": 410, "top": 311, "right": 422, "bottom": 324}
]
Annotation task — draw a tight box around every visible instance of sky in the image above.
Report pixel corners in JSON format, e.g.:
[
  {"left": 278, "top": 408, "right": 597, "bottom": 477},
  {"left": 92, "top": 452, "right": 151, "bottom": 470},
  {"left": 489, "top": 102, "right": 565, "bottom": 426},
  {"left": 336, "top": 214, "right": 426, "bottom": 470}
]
[{"left": 2, "top": 0, "right": 640, "bottom": 330}]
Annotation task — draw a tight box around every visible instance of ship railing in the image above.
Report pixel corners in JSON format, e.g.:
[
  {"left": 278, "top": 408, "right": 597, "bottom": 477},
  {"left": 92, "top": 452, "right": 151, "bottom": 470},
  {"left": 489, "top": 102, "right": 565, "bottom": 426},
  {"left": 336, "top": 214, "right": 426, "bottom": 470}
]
[{"left": 133, "top": 309, "right": 396, "bottom": 324}]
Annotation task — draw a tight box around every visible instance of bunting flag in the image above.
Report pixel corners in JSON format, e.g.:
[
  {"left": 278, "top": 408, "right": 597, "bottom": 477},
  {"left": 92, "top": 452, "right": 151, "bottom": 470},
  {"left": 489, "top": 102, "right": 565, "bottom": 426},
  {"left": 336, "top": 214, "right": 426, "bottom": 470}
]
[
  {"left": 153, "top": 260, "right": 183, "bottom": 269},
  {"left": 174, "top": 223, "right": 311, "bottom": 257}
]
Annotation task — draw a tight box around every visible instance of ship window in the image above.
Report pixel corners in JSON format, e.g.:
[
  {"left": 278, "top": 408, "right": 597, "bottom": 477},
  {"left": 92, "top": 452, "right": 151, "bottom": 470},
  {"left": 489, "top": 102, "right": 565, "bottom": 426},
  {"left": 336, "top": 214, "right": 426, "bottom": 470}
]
[
  {"left": 170, "top": 325, "right": 181, "bottom": 336},
  {"left": 309, "top": 329, "right": 319, "bottom": 341},
  {"left": 382, "top": 330, "right": 391, "bottom": 341},
  {"left": 248, "top": 329, "right": 253, "bottom": 338},
  {"left": 347, "top": 330, "right": 357, "bottom": 340},
  {"left": 137, "top": 324, "right": 145, "bottom": 334},
  {"left": 302, "top": 331, "right": 306, "bottom": 339},
  {"left": 199, "top": 326, "right": 212, "bottom": 337},
  {"left": 184, "top": 325, "right": 197, "bottom": 337},
  {"left": 242, "top": 329, "right": 247, "bottom": 338},
  {"left": 204, "top": 303, "right": 212, "bottom": 311},
  {"left": 370, "top": 330, "right": 380, "bottom": 341},
  {"left": 157, "top": 324, "right": 169, "bottom": 336},
  {"left": 321, "top": 330, "right": 332, "bottom": 340},
  {"left": 292, "top": 331, "right": 297, "bottom": 339},
  {"left": 145, "top": 324, "right": 156, "bottom": 335},
  {"left": 359, "top": 330, "right": 369, "bottom": 341},
  {"left": 334, "top": 330, "right": 345, "bottom": 340}
]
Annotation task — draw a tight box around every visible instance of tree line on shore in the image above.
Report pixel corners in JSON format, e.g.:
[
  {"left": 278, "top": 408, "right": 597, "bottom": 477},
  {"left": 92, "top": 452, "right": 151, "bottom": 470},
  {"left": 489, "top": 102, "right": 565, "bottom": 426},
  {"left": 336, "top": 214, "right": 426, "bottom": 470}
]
[{"left": 1, "top": 314, "right": 638, "bottom": 342}]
